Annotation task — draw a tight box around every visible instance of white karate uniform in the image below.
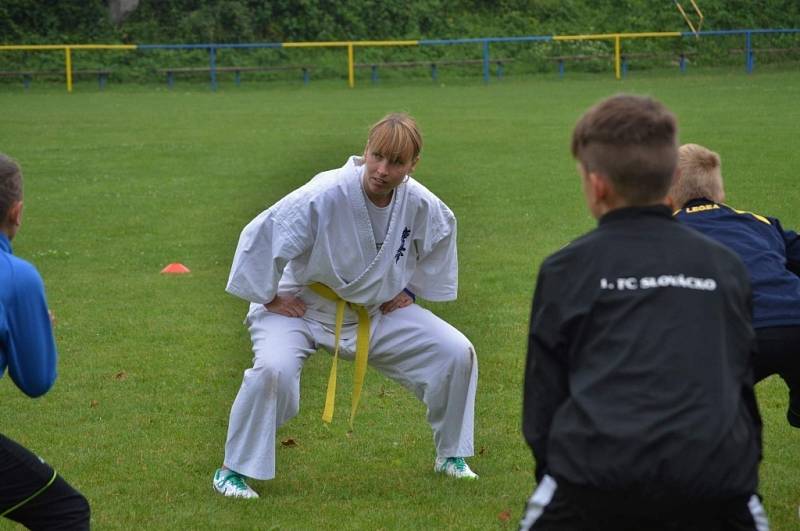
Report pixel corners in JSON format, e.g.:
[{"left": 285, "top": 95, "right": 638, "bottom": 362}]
[{"left": 223, "top": 156, "right": 477, "bottom": 480}]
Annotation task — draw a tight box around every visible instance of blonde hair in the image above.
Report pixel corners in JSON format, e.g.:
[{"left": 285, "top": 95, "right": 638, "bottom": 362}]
[
  {"left": 365, "top": 113, "right": 422, "bottom": 165},
  {"left": 671, "top": 143, "right": 725, "bottom": 207}
]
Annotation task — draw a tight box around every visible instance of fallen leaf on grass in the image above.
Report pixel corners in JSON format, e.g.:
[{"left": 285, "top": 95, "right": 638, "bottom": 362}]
[
  {"left": 498, "top": 509, "right": 512, "bottom": 522},
  {"left": 478, "top": 445, "right": 487, "bottom": 456},
  {"left": 90, "top": 400, "right": 99, "bottom": 408},
  {"left": 280, "top": 438, "right": 298, "bottom": 447},
  {"left": 114, "top": 371, "right": 127, "bottom": 381}
]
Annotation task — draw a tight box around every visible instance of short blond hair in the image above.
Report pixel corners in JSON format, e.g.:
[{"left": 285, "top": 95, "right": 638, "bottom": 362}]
[
  {"left": 671, "top": 143, "right": 725, "bottom": 207},
  {"left": 365, "top": 113, "right": 422, "bottom": 165}
]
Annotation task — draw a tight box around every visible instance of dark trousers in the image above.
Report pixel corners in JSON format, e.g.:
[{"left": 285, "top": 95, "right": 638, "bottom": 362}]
[
  {"left": 519, "top": 475, "right": 768, "bottom": 531},
  {"left": 754, "top": 325, "right": 800, "bottom": 427},
  {"left": 0, "top": 433, "right": 90, "bottom": 530}
]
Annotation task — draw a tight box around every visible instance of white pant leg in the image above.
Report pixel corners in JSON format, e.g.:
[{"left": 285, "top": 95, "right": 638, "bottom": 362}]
[
  {"left": 368, "top": 304, "right": 477, "bottom": 458},
  {"left": 223, "top": 308, "right": 316, "bottom": 480}
]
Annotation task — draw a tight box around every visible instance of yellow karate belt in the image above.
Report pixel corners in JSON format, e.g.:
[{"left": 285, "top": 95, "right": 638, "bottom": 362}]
[{"left": 309, "top": 282, "right": 371, "bottom": 428}]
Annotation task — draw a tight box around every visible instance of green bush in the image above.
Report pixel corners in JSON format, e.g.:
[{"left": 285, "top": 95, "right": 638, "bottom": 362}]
[{"left": 1, "top": 1, "right": 799, "bottom": 83}]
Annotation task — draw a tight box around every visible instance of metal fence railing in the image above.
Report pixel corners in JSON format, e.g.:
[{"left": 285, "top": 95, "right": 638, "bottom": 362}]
[{"left": 1, "top": 29, "right": 799, "bottom": 92}]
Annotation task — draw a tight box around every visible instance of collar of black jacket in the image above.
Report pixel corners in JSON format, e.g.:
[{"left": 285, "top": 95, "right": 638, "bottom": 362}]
[{"left": 598, "top": 204, "right": 673, "bottom": 226}]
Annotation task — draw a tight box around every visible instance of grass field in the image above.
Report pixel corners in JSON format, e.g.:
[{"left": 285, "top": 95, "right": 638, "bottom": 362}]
[{"left": 1, "top": 68, "right": 799, "bottom": 529}]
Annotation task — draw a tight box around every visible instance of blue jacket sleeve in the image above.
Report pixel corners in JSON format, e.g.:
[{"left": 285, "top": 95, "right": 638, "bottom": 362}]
[
  {"left": 2, "top": 260, "right": 58, "bottom": 397},
  {"left": 771, "top": 217, "right": 800, "bottom": 276}
]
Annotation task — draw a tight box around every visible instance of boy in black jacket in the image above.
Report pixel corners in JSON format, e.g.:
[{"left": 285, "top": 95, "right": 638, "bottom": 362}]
[{"left": 519, "top": 95, "right": 767, "bottom": 531}]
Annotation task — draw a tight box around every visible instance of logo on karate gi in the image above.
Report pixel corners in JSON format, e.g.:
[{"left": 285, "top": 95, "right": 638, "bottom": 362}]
[{"left": 395, "top": 227, "right": 411, "bottom": 264}]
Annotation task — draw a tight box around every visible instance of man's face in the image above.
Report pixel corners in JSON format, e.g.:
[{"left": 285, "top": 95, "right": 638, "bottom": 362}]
[{"left": 362, "top": 148, "right": 417, "bottom": 201}]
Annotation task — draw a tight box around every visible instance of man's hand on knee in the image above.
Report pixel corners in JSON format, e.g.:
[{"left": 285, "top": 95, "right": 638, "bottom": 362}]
[{"left": 265, "top": 294, "right": 307, "bottom": 318}]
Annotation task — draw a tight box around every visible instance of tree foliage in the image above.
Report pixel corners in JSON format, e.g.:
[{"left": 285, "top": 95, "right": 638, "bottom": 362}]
[{"left": 1, "top": 1, "right": 799, "bottom": 45}]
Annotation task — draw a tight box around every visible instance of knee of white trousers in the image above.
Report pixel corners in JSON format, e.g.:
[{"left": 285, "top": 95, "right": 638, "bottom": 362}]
[
  {"left": 436, "top": 334, "right": 477, "bottom": 375},
  {"left": 243, "top": 360, "right": 301, "bottom": 424}
]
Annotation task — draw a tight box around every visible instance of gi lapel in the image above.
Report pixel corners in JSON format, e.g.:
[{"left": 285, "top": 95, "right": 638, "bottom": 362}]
[
  {"left": 345, "top": 156, "right": 380, "bottom": 264},
  {"left": 343, "top": 170, "right": 409, "bottom": 293}
]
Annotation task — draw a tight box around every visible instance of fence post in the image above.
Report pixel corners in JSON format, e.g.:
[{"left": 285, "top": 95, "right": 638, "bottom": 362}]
[
  {"left": 745, "top": 31, "right": 753, "bottom": 73},
  {"left": 371, "top": 65, "right": 378, "bottom": 84},
  {"left": 348, "top": 43, "right": 355, "bottom": 88},
  {"left": 680, "top": 53, "right": 686, "bottom": 72},
  {"left": 614, "top": 34, "right": 621, "bottom": 80},
  {"left": 482, "top": 40, "right": 490, "bottom": 83},
  {"left": 303, "top": 67, "right": 310, "bottom": 84},
  {"left": 209, "top": 46, "right": 217, "bottom": 91},
  {"left": 65, "top": 46, "right": 73, "bottom": 93},
  {"left": 431, "top": 63, "right": 438, "bottom": 82},
  {"left": 558, "top": 59, "right": 564, "bottom": 78}
]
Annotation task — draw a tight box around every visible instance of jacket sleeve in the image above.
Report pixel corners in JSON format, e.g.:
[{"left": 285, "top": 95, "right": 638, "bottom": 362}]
[
  {"left": 522, "top": 264, "right": 570, "bottom": 482},
  {"left": 407, "top": 204, "right": 458, "bottom": 302},
  {"left": 226, "top": 207, "right": 312, "bottom": 304},
  {"left": 4, "top": 262, "right": 57, "bottom": 398},
  {"left": 772, "top": 217, "right": 800, "bottom": 276}
]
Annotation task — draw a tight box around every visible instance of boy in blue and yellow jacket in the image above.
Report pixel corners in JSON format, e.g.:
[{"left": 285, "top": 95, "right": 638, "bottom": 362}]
[{"left": 672, "top": 143, "right": 800, "bottom": 428}]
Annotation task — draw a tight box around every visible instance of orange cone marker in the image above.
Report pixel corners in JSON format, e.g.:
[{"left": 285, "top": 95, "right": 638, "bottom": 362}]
[{"left": 161, "top": 262, "right": 191, "bottom": 274}]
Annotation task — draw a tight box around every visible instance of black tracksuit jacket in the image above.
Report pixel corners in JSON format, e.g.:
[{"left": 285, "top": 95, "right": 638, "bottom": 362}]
[{"left": 523, "top": 205, "right": 762, "bottom": 500}]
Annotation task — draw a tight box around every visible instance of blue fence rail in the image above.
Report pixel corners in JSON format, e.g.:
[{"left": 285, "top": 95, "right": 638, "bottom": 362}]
[{"left": 4, "top": 29, "right": 800, "bottom": 91}]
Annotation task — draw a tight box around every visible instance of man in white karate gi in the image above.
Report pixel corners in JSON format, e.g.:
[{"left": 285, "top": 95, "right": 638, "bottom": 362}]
[{"left": 213, "top": 113, "right": 478, "bottom": 499}]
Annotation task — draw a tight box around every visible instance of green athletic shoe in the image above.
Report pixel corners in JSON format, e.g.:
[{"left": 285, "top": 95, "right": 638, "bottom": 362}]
[
  {"left": 213, "top": 468, "right": 259, "bottom": 499},
  {"left": 434, "top": 457, "right": 478, "bottom": 479}
]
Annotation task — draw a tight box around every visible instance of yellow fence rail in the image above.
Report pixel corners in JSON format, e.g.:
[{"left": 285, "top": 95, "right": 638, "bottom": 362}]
[
  {"left": 282, "top": 40, "right": 420, "bottom": 88},
  {"left": 0, "top": 30, "right": 796, "bottom": 90},
  {"left": 554, "top": 32, "right": 682, "bottom": 80}
]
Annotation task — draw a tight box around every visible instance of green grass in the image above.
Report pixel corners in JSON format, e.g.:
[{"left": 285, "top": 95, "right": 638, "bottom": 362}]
[{"left": 0, "top": 68, "right": 799, "bottom": 529}]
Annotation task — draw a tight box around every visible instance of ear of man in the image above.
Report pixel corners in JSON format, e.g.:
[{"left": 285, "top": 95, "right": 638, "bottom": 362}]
[
  {"left": 588, "top": 171, "right": 610, "bottom": 201},
  {"left": 4, "top": 200, "right": 23, "bottom": 239},
  {"left": 583, "top": 170, "right": 616, "bottom": 218}
]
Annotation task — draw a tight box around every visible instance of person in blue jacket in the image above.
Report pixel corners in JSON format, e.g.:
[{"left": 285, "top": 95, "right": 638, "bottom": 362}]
[
  {"left": 0, "top": 153, "right": 90, "bottom": 528},
  {"left": 671, "top": 143, "right": 800, "bottom": 428}
]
